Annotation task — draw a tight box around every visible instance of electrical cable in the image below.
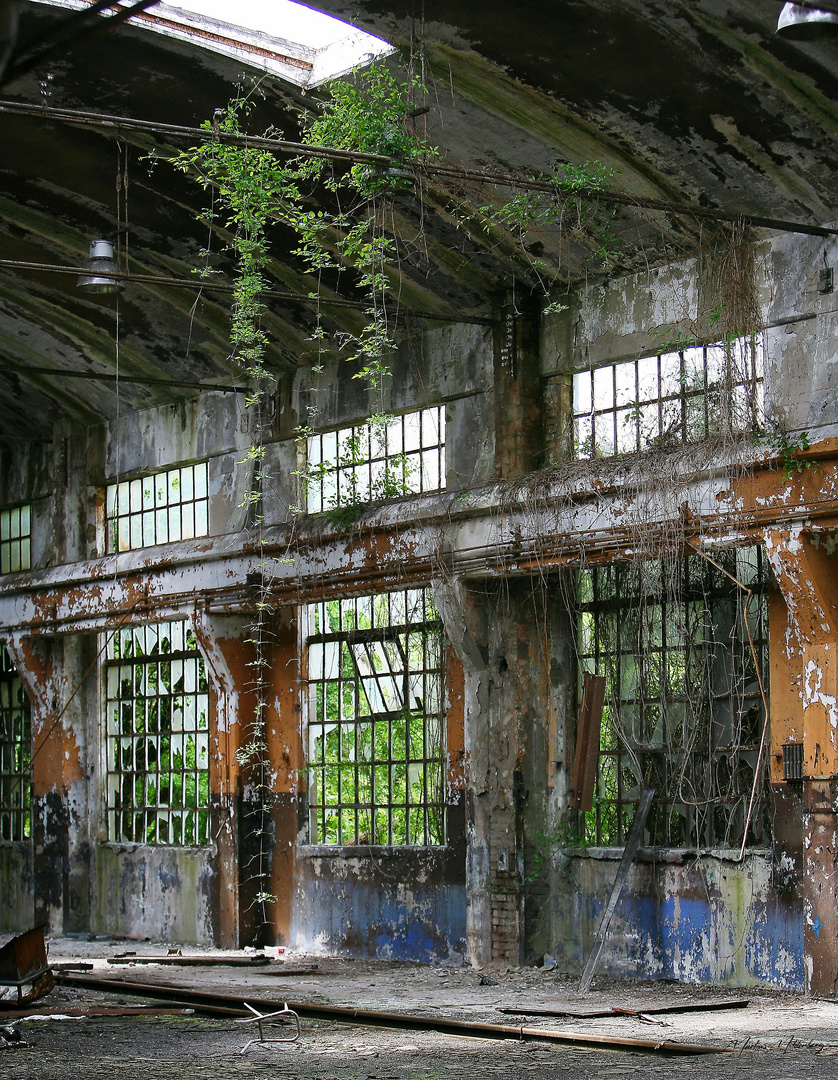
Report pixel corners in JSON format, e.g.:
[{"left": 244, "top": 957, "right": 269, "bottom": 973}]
[
  {"left": 0, "top": 258, "right": 493, "bottom": 325},
  {"left": 0, "top": 98, "right": 834, "bottom": 239}
]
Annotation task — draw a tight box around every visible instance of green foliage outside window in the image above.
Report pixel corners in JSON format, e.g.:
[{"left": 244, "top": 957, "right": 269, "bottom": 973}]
[
  {"left": 306, "top": 590, "right": 445, "bottom": 847},
  {"left": 106, "top": 623, "right": 210, "bottom": 846}
]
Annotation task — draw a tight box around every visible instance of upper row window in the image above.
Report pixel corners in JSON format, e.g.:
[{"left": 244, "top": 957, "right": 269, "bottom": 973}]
[
  {"left": 573, "top": 335, "right": 764, "bottom": 459},
  {"left": 305, "top": 406, "right": 445, "bottom": 515},
  {"left": 106, "top": 462, "right": 209, "bottom": 553},
  {"left": 0, "top": 505, "right": 31, "bottom": 573}
]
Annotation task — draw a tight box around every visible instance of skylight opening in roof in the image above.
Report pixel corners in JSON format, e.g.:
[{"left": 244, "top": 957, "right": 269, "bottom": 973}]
[{"left": 32, "top": 1, "right": 393, "bottom": 88}]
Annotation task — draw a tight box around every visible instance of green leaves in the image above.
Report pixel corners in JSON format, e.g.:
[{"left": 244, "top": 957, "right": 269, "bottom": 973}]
[
  {"left": 297, "top": 62, "right": 437, "bottom": 197},
  {"left": 481, "top": 160, "right": 617, "bottom": 280},
  {"left": 753, "top": 426, "right": 813, "bottom": 481}
]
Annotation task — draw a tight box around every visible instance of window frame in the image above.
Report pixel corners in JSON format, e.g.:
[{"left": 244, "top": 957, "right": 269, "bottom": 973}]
[
  {"left": 576, "top": 546, "right": 771, "bottom": 851},
  {"left": 572, "top": 335, "right": 764, "bottom": 459},
  {"left": 0, "top": 503, "right": 32, "bottom": 574},
  {"left": 303, "top": 587, "right": 447, "bottom": 848},
  {"left": 0, "top": 649, "right": 31, "bottom": 844},
  {"left": 304, "top": 406, "right": 446, "bottom": 515},
  {"left": 103, "top": 620, "right": 211, "bottom": 847},
  {"left": 105, "top": 461, "right": 209, "bottom": 553}
]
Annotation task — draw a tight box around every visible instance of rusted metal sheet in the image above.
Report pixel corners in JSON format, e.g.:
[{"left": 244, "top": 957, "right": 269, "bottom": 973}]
[
  {"left": 569, "top": 672, "right": 605, "bottom": 811},
  {"left": 0, "top": 926, "right": 53, "bottom": 1005},
  {"left": 0, "top": 926, "right": 48, "bottom": 984},
  {"left": 446, "top": 649, "right": 467, "bottom": 790}
]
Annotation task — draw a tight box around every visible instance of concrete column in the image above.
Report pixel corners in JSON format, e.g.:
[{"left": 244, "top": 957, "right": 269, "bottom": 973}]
[
  {"left": 803, "top": 781, "right": 838, "bottom": 995},
  {"left": 493, "top": 292, "right": 542, "bottom": 479},
  {"left": 6, "top": 631, "right": 93, "bottom": 936},
  {"left": 193, "top": 604, "right": 305, "bottom": 948},
  {"left": 262, "top": 606, "right": 302, "bottom": 948},
  {"left": 435, "top": 577, "right": 556, "bottom": 967}
]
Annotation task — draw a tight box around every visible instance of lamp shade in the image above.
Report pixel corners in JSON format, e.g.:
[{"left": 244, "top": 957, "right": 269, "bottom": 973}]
[
  {"left": 77, "top": 239, "right": 123, "bottom": 294},
  {"left": 777, "top": 2, "right": 838, "bottom": 40}
]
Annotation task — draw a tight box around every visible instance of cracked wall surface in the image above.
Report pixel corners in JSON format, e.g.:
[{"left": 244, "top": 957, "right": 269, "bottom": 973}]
[{"left": 1, "top": 230, "right": 838, "bottom": 987}]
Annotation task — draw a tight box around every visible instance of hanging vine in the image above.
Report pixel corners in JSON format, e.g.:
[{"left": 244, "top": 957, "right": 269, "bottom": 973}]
[
  {"left": 171, "top": 89, "right": 301, "bottom": 927},
  {"left": 163, "top": 58, "right": 803, "bottom": 917}
]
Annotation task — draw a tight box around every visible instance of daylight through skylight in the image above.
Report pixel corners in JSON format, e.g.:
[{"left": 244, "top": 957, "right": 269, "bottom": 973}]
[{"left": 33, "top": 0, "right": 393, "bottom": 87}]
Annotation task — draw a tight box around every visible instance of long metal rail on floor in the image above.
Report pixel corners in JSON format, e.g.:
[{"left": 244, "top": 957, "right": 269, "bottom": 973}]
[{"left": 53, "top": 973, "right": 730, "bottom": 1056}]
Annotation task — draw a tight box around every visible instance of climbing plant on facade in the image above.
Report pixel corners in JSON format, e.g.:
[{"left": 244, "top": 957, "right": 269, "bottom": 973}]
[
  {"left": 171, "top": 89, "right": 299, "bottom": 925},
  {"left": 164, "top": 61, "right": 631, "bottom": 924}
]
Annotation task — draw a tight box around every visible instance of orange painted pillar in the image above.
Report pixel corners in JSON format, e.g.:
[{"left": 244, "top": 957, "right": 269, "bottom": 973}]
[{"left": 765, "top": 527, "right": 838, "bottom": 994}]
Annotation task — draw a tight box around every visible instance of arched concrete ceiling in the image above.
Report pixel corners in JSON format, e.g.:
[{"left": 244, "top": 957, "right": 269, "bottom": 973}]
[{"left": 0, "top": 0, "right": 836, "bottom": 441}]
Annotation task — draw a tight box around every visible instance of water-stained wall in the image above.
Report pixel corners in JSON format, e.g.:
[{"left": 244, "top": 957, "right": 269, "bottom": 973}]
[
  {"left": 4, "top": 230, "right": 838, "bottom": 991},
  {"left": 551, "top": 852, "right": 803, "bottom": 989}
]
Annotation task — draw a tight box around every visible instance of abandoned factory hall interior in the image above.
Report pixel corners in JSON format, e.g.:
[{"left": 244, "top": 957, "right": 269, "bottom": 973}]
[{"left": 4, "top": 0, "right": 838, "bottom": 1001}]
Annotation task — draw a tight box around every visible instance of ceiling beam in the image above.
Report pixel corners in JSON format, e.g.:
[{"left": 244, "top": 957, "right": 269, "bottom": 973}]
[{"left": 0, "top": 99, "right": 835, "bottom": 239}]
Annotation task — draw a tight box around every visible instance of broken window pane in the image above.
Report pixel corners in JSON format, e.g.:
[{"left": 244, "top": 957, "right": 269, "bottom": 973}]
[
  {"left": 576, "top": 547, "right": 770, "bottom": 849},
  {"left": 304, "top": 587, "right": 445, "bottom": 846},
  {"left": 0, "top": 651, "right": 31, "bottom": 842},
  {"left": 104, "top": 621, "right": 210, "bottom": 846}
]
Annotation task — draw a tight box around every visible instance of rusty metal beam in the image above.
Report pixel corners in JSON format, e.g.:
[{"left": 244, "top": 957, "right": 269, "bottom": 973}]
[{"left": 0, "top": 445, "right": 836, "bottom": 635}]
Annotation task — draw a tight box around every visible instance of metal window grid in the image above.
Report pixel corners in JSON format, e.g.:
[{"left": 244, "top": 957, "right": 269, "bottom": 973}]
[
  {"left": 305, "top": 588, "right": 446, "bottom": 846},
  {"left": 573, "top": 336, "right": 764, "bottom": 458},
  {"left": 106, "top": 462, "right": 209, "bottom": 553},
  {"left": 104, "top": 621, "right": 210, "bottom": 845},
  {"left": 0, "top": 504, "right": 31, "bottom": 574},
  {"left": 306, "top": 407, "right": 445, "bottom": 514},
  {"left": 576, "top": 547, "right": 770, "bottom": 849},
  {"left": 0, "top": 650, "right": 31, "bottom": 843}
]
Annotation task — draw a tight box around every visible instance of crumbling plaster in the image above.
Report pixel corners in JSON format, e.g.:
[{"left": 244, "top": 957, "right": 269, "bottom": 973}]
[
  {"left": 3, "top": 231, "right": 838, "bottom": 982},
  {"left": 552, "top": 852, "right": 803, "bottom": 989}
]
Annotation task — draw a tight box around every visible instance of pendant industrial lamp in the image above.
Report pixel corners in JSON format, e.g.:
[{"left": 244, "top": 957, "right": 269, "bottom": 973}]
[
  {"left": 776, "top": 2, "right": 838, "bottom": 39},
  {"left": 77, "top": 238, "right": 123, "bottom": 294}
]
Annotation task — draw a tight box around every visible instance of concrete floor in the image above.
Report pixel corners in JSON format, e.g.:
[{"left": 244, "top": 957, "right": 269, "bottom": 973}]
[{"left": 1, "top": 938, "right": 836, "bottom": 1078}]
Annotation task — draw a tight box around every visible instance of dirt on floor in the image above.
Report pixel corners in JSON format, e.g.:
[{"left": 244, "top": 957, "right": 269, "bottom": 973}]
[{"left": 1, "top": 939, "right": 836, "bottom": 1079}]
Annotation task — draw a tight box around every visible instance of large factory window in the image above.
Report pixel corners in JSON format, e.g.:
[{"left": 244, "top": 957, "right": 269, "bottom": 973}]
[
  {"left": 577, "top": 546, "right": 770, "bottom": 849},
  {"left": 304, "top": 588, "right": 446, "bottom": 846},
  {"left": 104, "top": 621, "right": 210, "bottom": 845}
]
